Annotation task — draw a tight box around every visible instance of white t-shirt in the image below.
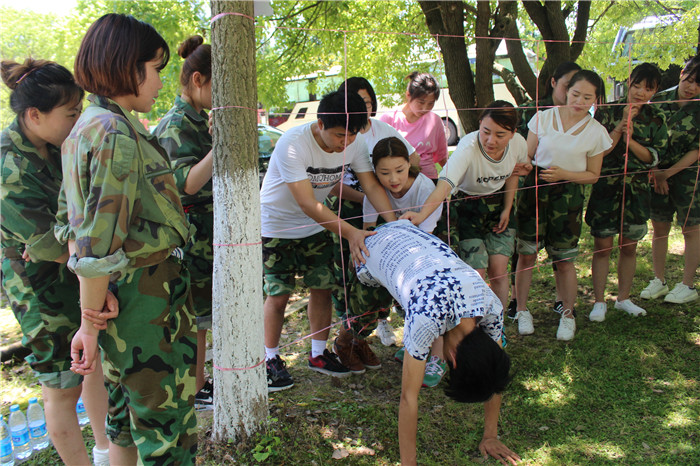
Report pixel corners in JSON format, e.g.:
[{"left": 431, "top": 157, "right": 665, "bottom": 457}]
[
  {"left": 528, "top": 108, "right": 612, "bottom": 172},
  {"left": 439, "top": 131, "right": 529, "bottom": 196},
  {"left": 362, "top": 172, "right": 442, "bottom": 233},
  {"left": 260, "top": 123, "right": 373, "bottom": 238},
  {"left": 355, "top": 220, "right": 503, "bottom": 360}
]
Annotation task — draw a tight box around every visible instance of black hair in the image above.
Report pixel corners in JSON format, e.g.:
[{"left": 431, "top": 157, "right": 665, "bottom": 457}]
[
  {"left": 405, "top": 71, "right": 440, "bottom": 101},
  {"left": 338, "top": 77, "right": 377, "bottom": 117},
  {"left": 478, "top": 100, "right": 519, "bottom": 133},
  {"left": 629, "top": 62, "right": 662, "bottom": 90},
  {"left": 567, "top": 69, "right": 606, "bottom": 104},
  {"left": 681, "top": 54, "right": 700, "bottom": 83},
  {"left": 317, "top": 90, "right": 368, "bottom": 134},
  {"left": 546, "top": 61, "right": 582, "bottom": 97},
  {"left": 371, "top": 137, "right": 420, "bottom": 178},
  {"left": 1, "top": 58, "right": 83, "bottom": 117},
  {"left": 443, "top": 327, "right": 512, "bottom": 403},
  {"left": 178, "top": 35, "right": 211, "bottom": 90}
]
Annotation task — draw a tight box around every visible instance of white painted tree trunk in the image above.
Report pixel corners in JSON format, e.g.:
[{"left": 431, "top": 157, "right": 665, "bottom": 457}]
[{"left": 210, "top": 0, "right": 267, "bottom": 441}]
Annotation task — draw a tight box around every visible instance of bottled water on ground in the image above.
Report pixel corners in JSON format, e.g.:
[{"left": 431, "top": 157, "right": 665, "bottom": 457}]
[
  {"left": 76, "top": 397, "right": 89, "bottom": 426},
  {"left": 26, "top": 398, "right": 49, "bottom": 451},
  {"left": 8, "top": 405, "right": 31, "bottom": 461},
  {"left": 0, "top": 415, "right": 14, "bottom": 466}
]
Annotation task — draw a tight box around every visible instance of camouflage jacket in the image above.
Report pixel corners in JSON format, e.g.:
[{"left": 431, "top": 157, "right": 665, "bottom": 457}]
[
  {"left": 61, "top": 95, "right": 192, "bottom": 278},
  {"left": 153, "top": 96, "right": 212, "bottom": 214},
  {"left": 518, "top": 96, "right": 554, "bottom": 138},
  {"left": 652, "top": 87, "right": 700, "bottom": 169},
  {"left": 594, "top": 97, "right": 668, "bottom": 175},
  {"left": 1, "top": 118, "right": 67, "bottom": 262}
]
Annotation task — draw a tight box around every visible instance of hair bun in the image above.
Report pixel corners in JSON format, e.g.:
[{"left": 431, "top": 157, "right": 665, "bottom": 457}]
[
  {"left": 1, "top": 58, "right": 40, "bottom": 90},
  {"left": 178, "top": 35, "right": 204, "bottom": 59}
]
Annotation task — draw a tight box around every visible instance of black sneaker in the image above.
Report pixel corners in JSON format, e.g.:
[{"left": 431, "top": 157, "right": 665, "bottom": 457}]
[
  {"left": 267, "top": 355, "right": 294, "bottom": 392},
  {"left": 553, "top": 301, "right": 564, "bottom": 314},
  {"left": 506, "top": 299, "right": 518, "bottom": 320},
  {"left": 308, "top": 349, "right": 351, "bottom": 378},
  {"left": 195, "top": 380, "right": 214, "bottom": 410}
]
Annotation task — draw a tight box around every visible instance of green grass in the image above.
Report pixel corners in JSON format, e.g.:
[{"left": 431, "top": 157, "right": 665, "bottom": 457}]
[{"left": 2, "top": 222, "right": 698, "bottom": 465}]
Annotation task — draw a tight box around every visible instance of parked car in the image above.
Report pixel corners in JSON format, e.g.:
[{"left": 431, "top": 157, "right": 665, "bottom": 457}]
[{"left": 258, "top": 124, "right": 284, "bottom": 183}]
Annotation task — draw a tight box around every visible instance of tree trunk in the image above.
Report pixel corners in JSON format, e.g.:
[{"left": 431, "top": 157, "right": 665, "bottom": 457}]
[
  {"left": 493, "top": 63, "right": 528, "bottom": 105},
  {"left": 500, "top": 0, "right": 538, "bottom": 99},
  {"left": 474, "top": 0, "right": 496, "bottom": 108},
  {"left": 210, "top": 0, "right": 267, "bottom": 442}
]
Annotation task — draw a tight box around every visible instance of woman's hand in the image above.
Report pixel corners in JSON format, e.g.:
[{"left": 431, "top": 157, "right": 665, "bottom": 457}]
[
  {"left": 538, "top": 166, "right": 566, "bottom": 183},
  {"left": 70, "top": 326, "right": 99, "bottom": 375},
  {"left": 81, "top": 290, "right": 119, "bottom": 330},
  {"left": 493, "top": 209, "right": 511, "bottom": 234}
]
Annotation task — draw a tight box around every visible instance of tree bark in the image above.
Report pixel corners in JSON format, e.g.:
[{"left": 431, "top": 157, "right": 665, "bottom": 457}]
[
  {"left": 493, "top": 63, "right": 528, "bottom": 105},
  {"left": 211, "top": 0, "right": 267, "bottom": 442},
  {"left": 475, "top": 0, "right": 496, "bottom": 107}
]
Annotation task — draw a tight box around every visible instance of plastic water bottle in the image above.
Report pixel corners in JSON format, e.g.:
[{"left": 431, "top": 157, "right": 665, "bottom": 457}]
[
  {"left": 0, "top": 415, "right": 13, "bottom": 466},
  {"left": 27, "top": 398, "right": 49, "bottom": 451},
  {"left": 76, "top": 397, "right": 89, "bottom": 426},
  {"left": 8, "top": 405, "right": 31, "bottom": 461}
]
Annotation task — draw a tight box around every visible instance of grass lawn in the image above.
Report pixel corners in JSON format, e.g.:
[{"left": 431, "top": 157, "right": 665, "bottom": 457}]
[{"left": 1, "top": 221, "right": 698, "bottom": 465}]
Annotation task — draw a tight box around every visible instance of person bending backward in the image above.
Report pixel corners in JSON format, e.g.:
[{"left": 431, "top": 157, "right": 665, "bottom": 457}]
[
  {"left": 0, "top": 58, "right": 113, "bottom": 466},
  {"left": 403, "top": 101, "right": 531, "bottom": 310},
  {"left": 510, "top": 62, "right": 581, "bottom": 319},
  {"left": 334, "top": 137, "right": 446, "bottom": 387},
  {"left": 642, "top": 54, "right": 700, "bottom": 304},
  {"left": 64, "top": 14, "right": 197, "bottom": 465},
  {"left": 379, "top": 71, "right": 448, "bottom": 181},
  {"left": 587, "top": 63, "right": 668, "bottom": 321},
  {"left": 346, "top": 220, "right": 517, "bottom": 465},
  {"left": 153, "top": 34, "right": 214, "bottom": 409},
  {"left": 327, "top": 77, "right": 418, "bottom": 349},
  {"left": 514, "top": 70, "right": 612, "bottom": 341},
  {"left": 260, "top": 90, "right": 397, "bottom": 392}
]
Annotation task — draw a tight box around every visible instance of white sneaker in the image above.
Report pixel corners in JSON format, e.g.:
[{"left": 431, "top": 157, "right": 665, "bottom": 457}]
[
  {"left": 664, "top": 283, "right": 699, "bottom": 304},
  {"left": 614, "top": 299, "right": 647, "bottom": 316},
  {"left": 556, "top": 314, "right": 576, "bottom": 341},
  {"left": 93, "top": 446, "right": 110, "bottom": 466},
  {"left": 516, "top": 310, "right": 534, "bottom": 335},
  {"left": 640, "top": 278, "right": 669, "bottom": 300},
  {"left": 589, "top": 302, "right": 607, "bottom": 322},
  {"left": 375, "top": 319, "right": 397, "bottom": 346}
]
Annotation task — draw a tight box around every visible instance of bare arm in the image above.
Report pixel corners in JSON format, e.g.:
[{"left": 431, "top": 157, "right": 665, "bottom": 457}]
[
  {"left": 526, "top": 131, "right": 538, "bottom": 161},
  {"left": 494, "top": 175, "right": 519, "bottom": 234},
  {"left": 399, "top": 354, "right": 427, "bottom": 466},
  {"left": 330, "top": 182, "right": 366, "bottom": 204},
  {"left": 183, "top": 150, "right": 214, "bottom": 195},
  {"left": 400, "top": 179, "right": 451, "bottom": 226},
  {"left": 652, "top": 149, "right": 699, "bottom": 195},
  {"left": 539, "top": 152, "right": 604, "bottom": 185},
  {"left": 355, "top": 171, "right": 398, "bottom": 224},
  {"left": 479, "top": 394, "right": 520, "bottom": 465}
]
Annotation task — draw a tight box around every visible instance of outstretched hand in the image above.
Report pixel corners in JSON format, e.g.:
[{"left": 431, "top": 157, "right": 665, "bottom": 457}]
[{"left": 479, "top": 437, "right": 521, "bottom": 465}]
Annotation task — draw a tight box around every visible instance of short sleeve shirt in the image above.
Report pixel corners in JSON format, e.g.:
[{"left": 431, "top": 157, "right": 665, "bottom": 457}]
[{"left": 355, "top": 220, "right": 503, "bottom": 360}]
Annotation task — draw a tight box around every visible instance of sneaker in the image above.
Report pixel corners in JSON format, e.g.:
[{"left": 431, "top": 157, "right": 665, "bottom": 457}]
[
  {"left": 664, "top": 283, "right": 698, "bottom": 304},
  {"left": 553, "top": 300, "right": 564, "bottom": 314},
  {"left": 517, "top": 310, "right": 534, "bottom": 335},
  {"left": 93, "top": 446, "right": 110, "bottom": 466},
  {"left": 556, "top": 313, "right": 576, "bottom": 341},
  {"left": 506, "top": 299, "right": 518, "bottom": 320},
  {"left": 356, "top": 339, "right": 381, "bottom": 370},
  {"left": 640, "top": 278, "right": 669, "bottom": 300},
  {"left": 394, "top": 347, "right": 405, "bottom": 363},
  {"left": 195, "top": 379, "right": 214, "bottom": 410},
  {"left": 614, "top": 299, "right": 647, "bottom": 316},
  {"left": 375, "top": 319, "right": 397, "bottom": 346},
  {"left": 422, "top": 356, "right": 447, "bottom": 388},
  {"left": 333, "top": 334, "right": 366, "bottom": 374},
  {"left": 266, "top": 356, "right": 294, "bottom": 392},
  {"left": 589, "top": 302, "right": 607, "bottom": 322},
  {"left": 308, "top": 349, "right": 352, "bottom": 378}
]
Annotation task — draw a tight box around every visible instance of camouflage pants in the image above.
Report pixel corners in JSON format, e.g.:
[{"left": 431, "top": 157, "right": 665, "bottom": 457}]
[
  {"left": 516, "top": 170, "right": 584, "bottom": 261},
  {"left": 101, "top": 257, "right": 197, "bottom": 465},
  {"left": 262, "top": 230, "right": 336, "bottom": 296},
  {"left": 586, "top": 172, "right": 650, "bottom": 240},
  {"left": 184, "top": 210, "right": 213, "bottom": 319},
  {"left": 326, "top": 195, "right": 365, "bottom": 317},
  {"left": 445, "top": 194, "right": 516, "bottom": 269},
  {"left": 345, "top": 267, "right": 392, "bottom": 339},
  {"left": 650, "top": 167, "right": 700, "bottom": 226},
  {"left": 1, "top": 258, "right": 82, "bottom": 388}
]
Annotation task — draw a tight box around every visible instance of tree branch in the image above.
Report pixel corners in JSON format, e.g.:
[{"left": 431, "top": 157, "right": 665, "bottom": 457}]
[
  {"left": 493, "top": 63, "right": 528, "bottom": 105},
  {"left": 570, "top": 0, "right": 591, "bottom": 60},
  {"left": 589, "top": 0, "right": 616, "bottom": 30},
  {"left": 499, "top": 0, "right": 537, "bottom": 99}
]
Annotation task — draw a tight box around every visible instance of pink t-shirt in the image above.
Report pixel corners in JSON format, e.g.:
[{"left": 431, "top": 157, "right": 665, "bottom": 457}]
[{"left": 379, "top": 109, "right": 448, "bottom": 179}]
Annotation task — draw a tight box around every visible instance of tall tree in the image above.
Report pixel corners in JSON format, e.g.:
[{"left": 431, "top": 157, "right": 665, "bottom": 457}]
[{"left": 210, "top": 0, "right": 267, "bottom": 442}]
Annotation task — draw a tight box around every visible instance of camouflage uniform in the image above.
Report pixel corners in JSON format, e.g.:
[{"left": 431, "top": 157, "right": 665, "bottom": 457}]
[
  {"left": 518, "top": 96, "right": 554, "bottom": 138},
  {"left": 153, "top": 96, "right": 213, "bottom": 324},
  {"left": 0, "top": 118, "right": 82, "bottom": 389},
  {"left": 650, "top": 87, "right": 700, "bottom": 226},
  {"left": 516, "top": 170, "right": 584, "bottom": 261},
  {"left": 586, "top": 98, "right": 668, "bottom": 240},
  {"left": 62, "top": 95, "right": 197, "bottom": 464},
  {"left": 344, "top": 265, "right": 392, "bottom": 337}
]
